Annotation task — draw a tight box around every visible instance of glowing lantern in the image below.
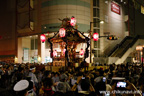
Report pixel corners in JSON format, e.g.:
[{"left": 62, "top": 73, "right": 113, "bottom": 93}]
[
  {"left": 59, "top": 28, "right": 66, "bottom": 37},
  {"left": 79, "top": 48, "right": 84, "bottom": 56},
  {"left": 70, "top": 16, "right": 76, "bottom": 26},
  {"left": 61, "top": 49, "right": 66, "bottom": 56},
  {"left": 63, "top": 49, "right": 66, "bottom": 54},
  {"left": 40, "top": 34, "right": 46, "bottom": 43},
  {"left": 53, "top": 50, "right": 57, "bottom": 57},
  {"left": 93, "top": 33, "right": 99, "bottom": 41}
]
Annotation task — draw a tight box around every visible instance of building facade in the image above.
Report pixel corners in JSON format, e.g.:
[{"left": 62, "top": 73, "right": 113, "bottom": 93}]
[{"left": 0, "top": 0, "right": 131, "bottom": 64}]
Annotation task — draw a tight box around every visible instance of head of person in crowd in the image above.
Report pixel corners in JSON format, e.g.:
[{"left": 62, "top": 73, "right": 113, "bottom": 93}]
[
  {"left": 26, "top": 79, "right": 36, "bottom": 96},
  {"left": 0, "top": 65, "right": 2, "bottom": 69},
  {"left": 104, "top": 69, "right": 109, "bottom": 74},
  {"left": 98, "top": 69, "right": 104, "bottom": 76},
  {"left": 6, "top": 66, "right": 10, "bottom": 71},
  {"left": 60, "top": 73, "right": 68, "bottom": 82},
  {"left": 51, "top": 72, "right": 55, "bottom": 77},
  {"left": 55, "top": 72, "right": 60, "bottom": 77},
  {"left": 57, "top": 82, "right": 65, "bottom": 93},
  {"left": 29, "top": 66, "right": 36, "bottom": 73},
  {"left": 13, "top": 80, "right": 29, "bottom": 96},
  {"left": 0, "top": 65, "right": 3, "bottom": 75},
  {"left": 80, "top": 78, "right": 91, "bottom": 91},
  {"left": 84, "top": 71, "right": 89, "bottom": 77},
  {"left": 18, "top": 66, "right": 24, "bottom": 73},
  {"left": 94, "top": 77, "right": 106, "bottom": 95},
  {"left": 43, "top": 77, "right": 53, "bottom": 89},
  {"left": 42, "top": 77, "right": 54, "bottom": 96},
  {"left": 44, "top": 70, "right": 51, "bottom": 78}
]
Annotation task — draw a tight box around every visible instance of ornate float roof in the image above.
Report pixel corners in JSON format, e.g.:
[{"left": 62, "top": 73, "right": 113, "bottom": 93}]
[{"left": 51, "top": 30, "right": 86, "bottom": 43}]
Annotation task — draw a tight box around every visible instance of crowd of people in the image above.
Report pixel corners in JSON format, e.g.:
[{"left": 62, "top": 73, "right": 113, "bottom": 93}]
[{"left": 0, "top": 62, "right": 143, "bottom": 96}]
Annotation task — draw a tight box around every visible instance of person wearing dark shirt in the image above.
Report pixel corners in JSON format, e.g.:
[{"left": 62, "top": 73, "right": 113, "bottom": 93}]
[
  {"left": 39, "top": 77, "right": 54, "bottom": 96},
  {"left": 71, "top": 76, "right": 96, "bottom": 96}
]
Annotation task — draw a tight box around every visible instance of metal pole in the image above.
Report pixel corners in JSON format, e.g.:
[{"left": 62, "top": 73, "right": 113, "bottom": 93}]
[
  {"left": 90, "top": 21, "right": 102, "bottom": 63},
  {"left": 142, "top": 51, "right": 143, "bottom": 72},
  {"left": 90, "top": 22, "right": 92, "bottom": 63}
]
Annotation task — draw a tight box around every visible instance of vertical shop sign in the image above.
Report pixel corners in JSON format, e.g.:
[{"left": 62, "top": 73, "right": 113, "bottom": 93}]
[{"left": 111, "top": 2, "right": 120, "bottom": 15}]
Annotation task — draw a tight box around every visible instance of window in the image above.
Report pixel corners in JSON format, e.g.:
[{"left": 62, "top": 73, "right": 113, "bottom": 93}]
[
  {"left": 93, "top": 0, "right": 99, "bottom": 7},
  {"left": 93, "top": 8, "right": 100, "bottom": 17},
  {"left": 31, "top": 38, "right": 38, "bottom": 50},
  {"left": 35, "top": 39, "right": 38, "bottom": 49},
  {"left": 96, "top": 0, "right": 99, "bottom": 7},
  {"left": 93, "top": 18, "right": 100, "bottom": 28},
  {"left": 31, "top": 39, "right": 34, "bottom": 50},
  {"left": 93, "top": 8, "right": 96, "bottom": 17},
  {"left": 96, "top": 8, "right": 99, "bottom": 17},
  {"left": 93, "top": 29, "right": 100, "bottom": 33},
  {"left": 93, "top": 0, "right": 96, "bottom": 6}
]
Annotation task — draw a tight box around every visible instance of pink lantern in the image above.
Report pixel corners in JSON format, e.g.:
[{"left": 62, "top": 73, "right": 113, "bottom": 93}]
[
  {"left": 93, "top": 33, "right": 99, "bottom": 41},
  {"left": 53, "top": 50, "right": 57, "bottom": 57},
  {"left": 40, "top": 34, "right": 46, "bottom": 43},
  {"left": 70, "top": 16, "right": 76, "bottom": 26},
  {"left": 79, "top": 48, "right": 84, "bottom": 56},
  {"left": 63, "top": 49, "right": 66, "bottom": 54},
  {"left": 59, "top": 28, "right": 66, "bottom": 37}
]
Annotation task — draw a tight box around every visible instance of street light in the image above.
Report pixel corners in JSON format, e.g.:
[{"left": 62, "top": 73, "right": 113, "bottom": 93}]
[{"left": 100, "top": 20, "right": 104, "bottom": 24}]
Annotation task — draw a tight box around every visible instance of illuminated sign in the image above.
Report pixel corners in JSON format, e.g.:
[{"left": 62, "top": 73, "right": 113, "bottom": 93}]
[{"left": 111, "top": 2, "right": 120, "bottom": 15}]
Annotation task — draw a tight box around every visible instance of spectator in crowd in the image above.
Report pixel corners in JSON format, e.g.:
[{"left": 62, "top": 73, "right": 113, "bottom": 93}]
[
  {"left": 13, "top": 80, "right": 29, "bottom": 96},
  {"left": 39, "top": 77, "right": 54, "bottom": 96},
  {"left": 52, "top": 72, "right": 60, "bottom": 83},
  {"left": 28, "top": 66, "right": 38, "bottom": 85},
  {"left": 56, "top": 73, "right": 71, "bottom": 93},
  {"left": 71, "top": 76, "right": 96, "bottom": 96}
]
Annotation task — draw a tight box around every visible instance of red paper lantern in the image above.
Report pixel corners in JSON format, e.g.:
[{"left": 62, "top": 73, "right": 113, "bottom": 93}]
[
  {"left": 93, "top": 33, "right": 99, "bottom": 41},
  {"left": 53, "top": 50, "right": 57, "bottom": 57},
  {"left": 79, "top": 48, "right": 84, "bottom": 56},
  {"left": 70, "top": 16, "right": 76, "bottom": 26},
  {"left": 59, "top": 28, "right": 66, "bottom": 37},
  {"left": 40, "top": 34, "right": 46, "bottom": 43}
]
